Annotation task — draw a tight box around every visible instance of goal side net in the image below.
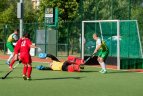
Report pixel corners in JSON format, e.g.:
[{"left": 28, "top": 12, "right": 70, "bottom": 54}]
[{"left": 82, "top": 20, "right": 143, "bottom": 70}]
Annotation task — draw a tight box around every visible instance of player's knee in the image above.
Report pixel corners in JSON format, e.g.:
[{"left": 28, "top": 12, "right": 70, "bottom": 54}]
[
  {"left": 28, "top": 64, "right": 32, "bottom": 67},
  {"left": 24, "top": 64, "right": 28, "bottom": 67},
  {"left": 97, "top": 58, "right": 100, "bottom": 62}
]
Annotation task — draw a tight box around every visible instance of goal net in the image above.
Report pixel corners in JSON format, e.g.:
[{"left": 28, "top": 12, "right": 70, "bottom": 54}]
[{"left": 82, "top": 20, "right": 143, "bottom": 70}]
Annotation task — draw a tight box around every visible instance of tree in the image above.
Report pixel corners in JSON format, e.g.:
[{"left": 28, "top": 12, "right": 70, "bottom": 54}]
[
  {"left": 0, "top": 0, "right": 37, "bottom": 24},
  {"left": 38, "top": 0, "right": 78, "bottom": 22},
  {"left": 0, "top": 0, "right": 18, "bottom": 24},
  {"left": 0, "top": 0, "right": 37, "bottom": 43},
  {"left": 24, "top": 0, "right": 37, "bottom": 23}
]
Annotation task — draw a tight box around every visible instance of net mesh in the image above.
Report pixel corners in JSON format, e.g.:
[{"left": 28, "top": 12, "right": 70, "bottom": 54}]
[{"left": 83, "top": 20, "right": 143, "bottom": 69}]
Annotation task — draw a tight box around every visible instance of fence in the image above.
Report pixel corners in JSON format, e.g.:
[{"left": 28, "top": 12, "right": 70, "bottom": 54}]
[{"left": 0, "top": 22, "right": 81, "bottom": 57}]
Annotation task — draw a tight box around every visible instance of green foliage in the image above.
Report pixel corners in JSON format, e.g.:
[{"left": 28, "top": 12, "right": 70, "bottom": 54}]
[
  {"left": 24, "top": 0, "right": 37, "bottom": 23},
  {"left": 0, "top": 0, "right": 37, "bottom": 24},
  {"left": 38, "top": 0, "right": 78, "bottom": 22},
  {"left": 0, "top": 2, "right": 17, "bottom": 24}
]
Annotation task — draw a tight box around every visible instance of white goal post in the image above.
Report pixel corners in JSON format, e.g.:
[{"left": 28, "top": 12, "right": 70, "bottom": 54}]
[{"left": 81, "top": 20, "right": 143, "bottom": 70}]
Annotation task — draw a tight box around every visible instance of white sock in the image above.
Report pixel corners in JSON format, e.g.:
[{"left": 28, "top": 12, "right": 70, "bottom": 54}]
[
  {"left": 100, "top": 62, "right": 106, "bottom": 71},
  {"left": 98, "top": 62, "right": 103, "bottom": 70},
  {"left": 7, "top": 53, "right": 14, "bottom": 62}
]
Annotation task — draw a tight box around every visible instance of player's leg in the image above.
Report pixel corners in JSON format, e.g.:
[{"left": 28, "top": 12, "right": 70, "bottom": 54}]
[
  {"left": 27, "top": 63, "right": 32, "bottom": 80},
  {"left": 97, "top": 50, "right": 104, "bottom": 72},
  {"left": 7, "top": 53, "right": 14, "bottom": 64},
  {"left": 73, "top": 64, "right": 80, "bottom": 72},
  {"left": 20, "top": 53, "right": 28, "bottom": 80},
  {"left": 9, "top": 54, "right": 18, "bottom": 69},
  {"left": 26, "top": 55, "right": 32, "bottom": 80},
  {"left": 98, "top": 57, "right": 107, "bottom": 73},
  {"left": 23, "top": 64, "right": 28, "bottom": 80},
  {"left": 46, "top": 54, "right": 60, "bottom": 62},
  {"left": 9, "top": 59, "right": 16, "bottom": 69},
  {"left": 67, "top": 64, "right": 80, "bottom": 72},
  {"left": 6, "top": 42, "right": 14, "bottom": 65},
  {"left": 98, "top": 50, "right": 109, "bottom": 73},
  {"left": 62, "top": 61, "right": 71, "bottom": 71}
]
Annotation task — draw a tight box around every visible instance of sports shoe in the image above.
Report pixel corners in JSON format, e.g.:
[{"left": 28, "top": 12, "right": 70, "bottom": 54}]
[
  {"left": 99, "top": 69, "right": 104, "bottom": 73},
  {"left": 27, "top": 77, "right": 32, "bottom": 81},
  {"left": 101, "top": 70, "right": 107, "bottom": 74},
  {"left": 6, "top": 61, "right": 10, "bottom": 65},
  {"left": 23, "top": 75, "right": 27, "bottom": 80}
]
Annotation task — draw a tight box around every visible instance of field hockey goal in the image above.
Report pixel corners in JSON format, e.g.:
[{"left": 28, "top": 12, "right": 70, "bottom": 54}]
[{"left": 82, "top": 20, "right": 143, "bottom": 70}]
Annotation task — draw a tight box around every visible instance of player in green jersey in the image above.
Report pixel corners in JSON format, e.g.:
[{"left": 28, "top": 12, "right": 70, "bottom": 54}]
[
  {"left": 6, "top": 29, "right": 19, "bottom": 65},
  {"left": 93, "top": 33, "right": 109, "bottom": 73}
]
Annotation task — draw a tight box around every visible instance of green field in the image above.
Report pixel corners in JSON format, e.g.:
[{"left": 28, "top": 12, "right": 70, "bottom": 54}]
[{"left": 0, "top": 60, "right": 143, "bottom": 96}]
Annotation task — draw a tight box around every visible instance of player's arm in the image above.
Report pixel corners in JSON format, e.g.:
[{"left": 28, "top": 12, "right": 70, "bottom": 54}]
[
  {"left": 30, "top": 45, "right": 37, "bottom": 48},
  {"left": 29, "top": 41, "right": 42, "bottom": 52},
  {"left": 13, "top": 34, "right": 18, "bottom": 41},
  {"left": 94, "top": 39, "right": 102, "bottom": 53},
  {"left": 27, "top": 39, "right": 38, "bottom": 48},
  {"left": 30, "top": 45, "right": 42, "bottom": 52},
  {"left": 94, "top": 45, "right": 101, "bottom": 53}
]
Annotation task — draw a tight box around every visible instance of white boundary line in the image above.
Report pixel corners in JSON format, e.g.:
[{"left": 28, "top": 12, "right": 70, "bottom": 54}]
[{"left": 85, "top": 65, "right": 143, "bottom": 73}]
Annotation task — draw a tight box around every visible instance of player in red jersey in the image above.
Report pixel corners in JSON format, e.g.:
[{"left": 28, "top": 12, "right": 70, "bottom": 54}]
[
  {"left": 19, "top": 32, "right": 38, "bottom": 80},
  {"left": 9, "top": 33, "right": 40, "bottom": 80}
]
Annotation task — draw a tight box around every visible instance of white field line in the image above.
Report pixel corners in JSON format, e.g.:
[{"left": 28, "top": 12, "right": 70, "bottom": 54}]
[{"left": 85, "top": 65, "right": 143, "bottom": 73}]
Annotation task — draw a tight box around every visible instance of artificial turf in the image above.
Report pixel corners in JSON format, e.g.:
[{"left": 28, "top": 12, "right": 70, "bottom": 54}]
[{"left": 0, "top": 60, "right": 143, "bottom": 96}]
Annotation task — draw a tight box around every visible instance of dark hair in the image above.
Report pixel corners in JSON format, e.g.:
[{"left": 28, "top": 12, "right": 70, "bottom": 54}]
[
  {"left": 14, "top": 29, "right": 19, "bottom": 32},
  {"left": 23, "top": 32, "right": 30, "bottom": 38}
]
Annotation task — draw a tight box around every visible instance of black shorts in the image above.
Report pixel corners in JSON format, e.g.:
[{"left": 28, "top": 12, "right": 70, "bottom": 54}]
[
  {"left": 62, "top": 61, "right": 71, "bottom": 71},
  {"left": 46, "top": 54, "right": 71, "bottom": 71}
]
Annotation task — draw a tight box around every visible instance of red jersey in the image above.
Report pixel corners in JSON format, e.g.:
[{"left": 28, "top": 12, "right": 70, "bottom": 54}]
[
  {"left": 20, "top": 38, "right": 32, "bottom": 54},
  {"left": 19, "top": 38, "right": 32, "bottom": 64},
  {"left": 14, "top": 38, "right": 23, "bottom": 54}
]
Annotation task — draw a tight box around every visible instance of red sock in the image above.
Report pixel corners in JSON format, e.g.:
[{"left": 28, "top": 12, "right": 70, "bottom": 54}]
[
  {"left": 27, "top": 66, "right": 32, "bottom": 78},
  {"left": 9, "top": 59, "right": 16, "bottom": 67},
  {"left": 23, "top": 66, "right": 28, "bottom": 76}
]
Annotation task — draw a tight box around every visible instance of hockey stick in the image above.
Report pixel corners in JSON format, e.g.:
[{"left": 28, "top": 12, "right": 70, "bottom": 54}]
[
  {"left": 80, "top": 53, "right": 96, "bottom": 69},
  {"left": 2, "top": 62, "right": 20, "bottom": 79},
  {"left": 84, "top": 53, "right": 96, "bottom": 64}
]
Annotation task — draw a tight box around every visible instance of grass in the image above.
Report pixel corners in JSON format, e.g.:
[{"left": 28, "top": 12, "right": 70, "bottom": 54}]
[{"left": 0, "top": 60, "right": 143, "bottom": 96}]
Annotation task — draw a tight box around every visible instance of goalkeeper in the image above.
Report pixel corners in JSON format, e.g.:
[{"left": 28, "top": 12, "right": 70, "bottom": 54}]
[
  {"left": 93, "top": 33, "right": 109, "bottom": 74},
  {"left": 37, "top": 54, "right": 84, "bottom": 72}
]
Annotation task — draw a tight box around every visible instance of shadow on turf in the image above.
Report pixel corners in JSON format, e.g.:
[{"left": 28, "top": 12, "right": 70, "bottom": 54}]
[
  {"left": 0, "top": 76, "right": 85, "bottom": 80},
  {"left": 80, "top": 70, "right": 134, "bottom": 74},
  {"left": 80, "top": 70, "right": 99, "bottom": 73},
  {"left": 32, "top": 76, "right": 85, "bottom": 81},
  {"left": 106, "top": 70, "right": 135, "bottom": 74},
  {"left": 0, "top": 76, "right": 84, "bottom": 81}
]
